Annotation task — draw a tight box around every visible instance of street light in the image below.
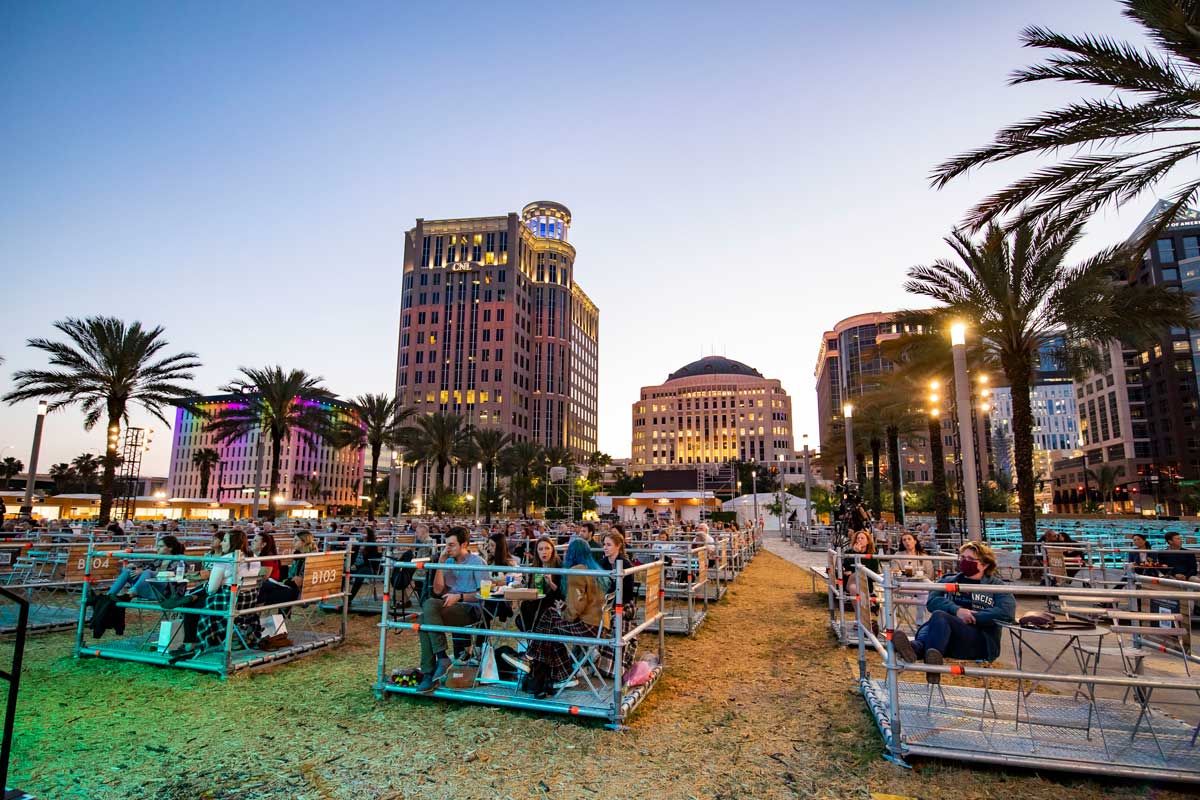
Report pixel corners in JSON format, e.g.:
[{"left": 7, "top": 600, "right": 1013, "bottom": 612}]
[
  {"left": 842, "top": 403, "right": 855, "bottom": 485},
  {"left": 950, "top": 322, "right": 982, "bottom": 540},
  {"left": 19, "top": 401, "right": 48, "bottom": 518},
  {"left": 802, "top": 434, "right": 813, "bottom": 527}
]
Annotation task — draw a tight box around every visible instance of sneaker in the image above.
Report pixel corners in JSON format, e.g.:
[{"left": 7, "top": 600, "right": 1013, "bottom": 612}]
[
  {"left": 891, "top": 630, "right": 917, "bottom": 663},
  {"left": 414, "top": 675, "right": 438, "bottom": 693},
  {"left": 502, "top": 651, "right": 531, "bottom": 674},
  {"left": 924, "top": 648, "right": 943, "bottom": 685},
  {"left": 553, "top": 677, "right": 579, "bottom": 690}
]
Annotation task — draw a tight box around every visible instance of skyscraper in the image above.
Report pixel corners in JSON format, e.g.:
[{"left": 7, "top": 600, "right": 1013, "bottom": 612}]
[{"left": 394, "top": 201, "right": 599, "bottom": 497}]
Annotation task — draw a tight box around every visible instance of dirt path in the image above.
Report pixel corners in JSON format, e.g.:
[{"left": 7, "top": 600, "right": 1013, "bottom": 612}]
[{"left": 9, "top": 551, "right": 1191, "bottom": 799}]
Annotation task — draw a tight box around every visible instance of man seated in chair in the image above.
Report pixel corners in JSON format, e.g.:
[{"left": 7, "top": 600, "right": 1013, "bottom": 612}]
[
  {"left": 415, "top": 527, "right": 488, "bottom": 693},
  {"left": 891, "top": 542, "right": 1015, "bottom": 684}
]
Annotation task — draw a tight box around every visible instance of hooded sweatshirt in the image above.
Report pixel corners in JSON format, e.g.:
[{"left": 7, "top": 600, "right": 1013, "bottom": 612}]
[{"left": 925, "top": 572, "right": 1016, "bottom": 661}]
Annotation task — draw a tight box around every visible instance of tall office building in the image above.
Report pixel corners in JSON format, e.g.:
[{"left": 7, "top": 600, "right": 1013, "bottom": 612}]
[
  {"left": 166, "top": 394, "right": 365, "bottom": 508},
  {"left": 394, "top": 201, "right": 599, "bottom": 496}
]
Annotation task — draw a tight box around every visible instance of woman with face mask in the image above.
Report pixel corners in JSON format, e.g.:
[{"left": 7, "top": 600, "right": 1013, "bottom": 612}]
[{"left": 890, "top": 541, "right": 1016, "bottom": 683}]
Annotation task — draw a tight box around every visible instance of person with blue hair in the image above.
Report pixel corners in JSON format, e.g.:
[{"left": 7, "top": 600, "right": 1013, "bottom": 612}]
[{"left": 505, "top": 538, "right": 610, "bottom": 698}]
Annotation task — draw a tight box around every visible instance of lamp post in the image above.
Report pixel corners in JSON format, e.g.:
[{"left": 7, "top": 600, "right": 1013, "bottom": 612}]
[
  {"left": 842, "top": 403, "right": 855, "bottom": 485},
  {"left": 950, "top": 323, "right": 982, "bottom": 541},
  {"left": 19, "top": 401, "right": 48, "bottom": 518},
  {"left": 388, "top": 449, "right": 400, "bottom": 518},
  {"left": 250, "top": 428, "right": 265, "bottom": 520},
  {"left": 750, "top": 460, "right": 759, "bottom": 534},
  {"left": 802, "top": 434, "right": 813, "bottom": 527},
  {"left": 475, "top": 462, "right": 482, "bottom": 522}
]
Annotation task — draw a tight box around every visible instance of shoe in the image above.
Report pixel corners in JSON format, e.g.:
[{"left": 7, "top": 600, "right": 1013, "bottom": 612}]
[
  {"left": 553, "top": 678, "right": 579, "bottom": 690},
  {"left": 414, "top": 675, "right": 438, "bottom": 693},
  {"left": 167, "top": 645, "right": 198, "bottom": 664},
  {"left": 891, "top": 630, "right": 917, "bottom": 663},
  {"left": 430, "top": 656, "right": 452, "bottom": 683},
  {"left": 924, "top": 648, "right": 943, "bottom": 685},
  {"left": 502, "top": 651, "right": 531, "bottom": 674}
]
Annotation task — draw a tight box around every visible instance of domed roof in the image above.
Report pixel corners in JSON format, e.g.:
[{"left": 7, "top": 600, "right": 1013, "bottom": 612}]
[{"left": 667, "top": 356, "right": 763, "bottom": 382}]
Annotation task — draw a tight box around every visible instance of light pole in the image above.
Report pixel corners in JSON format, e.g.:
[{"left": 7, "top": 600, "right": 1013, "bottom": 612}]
[
  {"left": 250, "top": 428, "right": 265, "bottom": 520},
  {"left": 19, "top": 401, "right": 48, "bottom": 518},
  {"left": 750, "top": 460, "right": 759, "bottom": 533},
  {"left": 842, "top": 403, "right": 855, "bottom": 485},
  {"left": 388, "top": 450, "right": 401, "bottom": 518},
  {"left": 475, "top": 462, "right": 482, "bottom": 522},
  {"left": 950, "top": 323, "right": 982, "bottom": 541},
  {"left": 802, "top": 434, "right": 813, "bottom": 527}
]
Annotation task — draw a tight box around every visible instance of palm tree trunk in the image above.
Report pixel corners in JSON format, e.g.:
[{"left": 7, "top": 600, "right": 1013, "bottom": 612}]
[
  {"left": 200, "top": 466, "right": 211, "bottom": 500},
  {"left": 928, "top": 416, "right": 951, "bottom": 534},
  {"left": 870, "top": 439, "right": 882, "bottom": 518},
  {"left": 368, "top": 444, "right": 381, "bottom": 521},
  {"left": 98, "top": 414, "right": 120, "bottom": 525},
  {"left": 485, "top": 464, "right": 495, "bottom": 524},
  {"left": 268, "top": 430, "right": 284, "bottom": 519},
  {"left": 887, "top": 426, "right": 903, "bottom": 526},
  {"left": 856, "top": 455, "right": 868, "bottom": 507},
  {"left": 1005, "top": 356, "right": 1038, "bottom": 576}
]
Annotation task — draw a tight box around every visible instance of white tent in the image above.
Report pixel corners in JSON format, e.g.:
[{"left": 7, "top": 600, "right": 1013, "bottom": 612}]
[{"left": 722, "top": 493, "right": 810, "bottom": 531}]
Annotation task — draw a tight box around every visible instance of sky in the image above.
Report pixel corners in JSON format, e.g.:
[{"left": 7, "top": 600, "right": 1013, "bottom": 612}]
[{"left": 0, "top": 0, "right": 1172, "bottom": 476}]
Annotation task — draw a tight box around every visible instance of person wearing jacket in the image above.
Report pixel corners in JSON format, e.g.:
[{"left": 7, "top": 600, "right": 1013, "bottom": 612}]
[{"left": 891, "top": 541, "right": 1015, "bottom": 684}]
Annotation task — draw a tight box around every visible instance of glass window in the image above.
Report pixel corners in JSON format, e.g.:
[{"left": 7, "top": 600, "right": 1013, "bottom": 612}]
[
  {"left": 1157, "top": 238, "right": 1177, "bottom": 263},
  {"left": 1163, "top": 267, "right": 1180, "bottom": 282}
]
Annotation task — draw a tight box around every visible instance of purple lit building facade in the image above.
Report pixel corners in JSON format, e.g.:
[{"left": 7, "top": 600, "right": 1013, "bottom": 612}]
[
  {"left": 166, "top": 394, "right": 365, "bottom": 508},
  {"left": 394, "top": 201, "right": 600, "bottom": 497}
]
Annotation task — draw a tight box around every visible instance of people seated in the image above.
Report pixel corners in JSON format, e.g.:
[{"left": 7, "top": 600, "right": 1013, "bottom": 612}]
[
  {"left": 510, "top": 539, "right": 611, "bottom": 699},
  {"left": 258, "top": 531, "right": 317, "bottom": 608},
  {"left": 517, "top": 535, "right": 563, "bottom": 632},
  {"left": 891, "top": 541, "right": 1016, "bottom": 683},
  {"left": 599, "top": 530, "right": 640, "bottom": 671},
  {"left": 893, "top": 531, "right": 928, "bottom": 578},
  {"left": 415, "top": 527, "right": 488, "bottom": 693},
  {"left": 348, "top": 527, "right": 382, "bottom": 603},
  {"left": 108, "top": 535, "right": 186, "bottom": 601},
  {"left": 168, "top": 529, "right": 263, "bottom": 662},
  {"left": 1160, "top": 532, "right": 1199, "bottom": 581},
  {"left": 252, "top": 530, "right": 282, "bottom": 582}
]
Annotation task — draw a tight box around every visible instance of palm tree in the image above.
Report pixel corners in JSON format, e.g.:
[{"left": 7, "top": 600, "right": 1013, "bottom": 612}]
[
  {"left": 204, "top": 366, "right": 335, "bottom": 519},
  {"left": 586, "top": 450, "right": 612, "bottom": 482},
  {"left": 307, "top": 475, "right": 322, "bottom": 503},
  {"left": 903, "top": 217, "right": 1192, "bottom": 563},
  {"left": 501, "top": 440, "right": 544, "bottom": 516},
  {"left": 2, "top": 317, "right": 199, "bottom": 524},
  {"left": 932, "top": 1, "right": 1200, "bottom": 240},
  {"left": 48, "top": 462, "right": 77, "bottom": 494},
  {"left": 1091, "top": 464, "right": 1121, "bottom": 513},
  {"left": 464, "top": 428, "right": 513, "bottom": 523},
  {"left": 880, "top": 398, "right": 925, "bottom": 526},
  {"left": 397, "top": 412, "right": 471, "bottom": 508},
  {"left": 71, "top": 453, "right": 101, "bottom": 493},
  {"left": 191, "top": 447, "right": 221, "bottom": 499},
  {"left": 853, "top": 394, "right": 890, "bottom": 517},
  {"left": 337, "top": 394, "right": 412, "bottom": 520},
  {"left": 0, "top": 457, "right": 23, "bottom": 491}
]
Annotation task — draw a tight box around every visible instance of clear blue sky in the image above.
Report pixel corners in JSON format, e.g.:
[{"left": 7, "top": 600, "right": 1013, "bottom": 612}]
[{"left": 0, "top": 1, "right": 1165, "bottom": 475}]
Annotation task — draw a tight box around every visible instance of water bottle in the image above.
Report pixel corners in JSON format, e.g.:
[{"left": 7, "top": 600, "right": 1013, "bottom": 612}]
[{"left": 175, "top": 560, "right": 185, "bottom": 580}]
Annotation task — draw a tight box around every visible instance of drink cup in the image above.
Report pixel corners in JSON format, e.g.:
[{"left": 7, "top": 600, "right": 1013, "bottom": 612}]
[{"left": 480, "top": 580, "right": 492, "bottom": 599}]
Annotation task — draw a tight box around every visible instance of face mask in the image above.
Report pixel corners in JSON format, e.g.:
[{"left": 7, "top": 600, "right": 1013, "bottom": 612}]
[{"left": 958, "top": 557, "right": 980, "bottom": 575}]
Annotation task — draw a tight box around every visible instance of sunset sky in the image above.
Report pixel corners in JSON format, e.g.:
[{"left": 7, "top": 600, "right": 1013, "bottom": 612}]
[{"left": 0, "top": 1, "right": 1162, "bottom": 474}]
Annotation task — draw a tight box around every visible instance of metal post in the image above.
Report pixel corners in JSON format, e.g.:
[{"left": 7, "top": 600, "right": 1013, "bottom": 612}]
[
  {"left": 843, "top": 403, "right": 856, "bottom": 486},
  {"left": 950, "top": 324, "right": 982, "bottom": 541},
  {"left": 19, "top": 401, "right": 47, "bottom": 517},
  {"left": 751, "top": 464, "right": 759, "bottom": 535},
  {"left": 376, "top": 558, "right": 392, "bottom": 696},
  {"left": 803, "top": 436, "right": 813, "bottom": 527},
  {"left": 251, "top": 428, "right": 265, "bottom": 520},
  {"left": 882, "top": 568, "right": 903, "bottom": 757},
  {"left": 475, "top": 462, "right": 482, "bottom": 523},
  {"left": 611, "top": 558, "right": 625, "bottom": 727}
]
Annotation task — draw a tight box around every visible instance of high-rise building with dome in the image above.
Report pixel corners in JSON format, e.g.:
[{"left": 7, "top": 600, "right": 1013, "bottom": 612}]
[
  {"left": 630, "top": 356, "right": 795, "bottom": 469},
  {"left": 395, "top": 201, "right": 599, "bottom": 498}
]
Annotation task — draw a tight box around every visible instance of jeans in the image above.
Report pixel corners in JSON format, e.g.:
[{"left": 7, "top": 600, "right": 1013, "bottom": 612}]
[
  {"left": 913, "top": 610, "right": 990, "bottom": 661},
  {"left": 108, "top": 568, "right": 163, "bottom": 601},
  {"left": 417, "top": 597, "right": 480, "bottom": 672}
]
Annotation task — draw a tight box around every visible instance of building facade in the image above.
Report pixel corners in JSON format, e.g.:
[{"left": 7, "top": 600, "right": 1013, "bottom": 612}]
[
  {"left": 394, "top": 201, "right": 599, "bottom": 486},
  {"left": 166, "top": 394, "right": 365, "bottom": 508},
  {"left": 631, "top": 356, "right": 796, "bottom": 471}
]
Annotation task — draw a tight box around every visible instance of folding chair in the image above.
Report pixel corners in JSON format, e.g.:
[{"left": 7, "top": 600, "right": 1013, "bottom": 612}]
[{"left": 555, "top": 594, "right": 616, "bottom": 701}]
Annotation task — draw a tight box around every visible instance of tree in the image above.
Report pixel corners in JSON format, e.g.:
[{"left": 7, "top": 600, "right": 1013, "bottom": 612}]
[
  {"left": 932, "top": 1, "right": 1200, "bottom": 241},
  {"left": 337, "top": 394, "right": 412, "bottom": 520},
  {"left": 48, "top": 462, "right": 77, "bottom": 494},
  {"left": 611, "top": 468, "right": 644, "bottom": 496},
  {"left": 2, "top": 317, "right": 199, "bottom": 524},
  {"left": 307, "top": 475, "right": 322, "bottom": 503},
  {"left": 464, "top": 428, "right": 513, "bottom": 523},
  {"left": 500, "top": 440, "right": 544, "bottom": 516},
  {"left": 71, "top": 453, "right": 101, "bottom": 494},
  {"left": 204, "top": 366, "right": 335, "bottom": 519},
  {"left": 191, "top": 447, "right": 221, "bottom": 499},
  {"left": 903, "top": 218, "right": 1192, "bottom": 565},
  {"left": 1091, "top": 464, "right": 1120, "bottom": 512},
  {"left": 1, "top": 457, "right": 23, "bottom": 490},
  {"left": 586, "top": 450, "right": 612, "bottom": 482},
  {"left": 398, "top": 412, "right": 471, "bottom": 504}
]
